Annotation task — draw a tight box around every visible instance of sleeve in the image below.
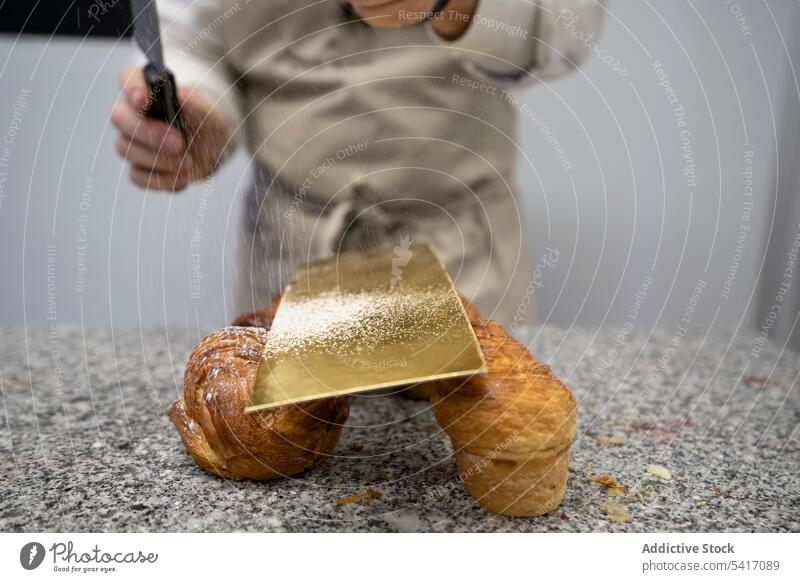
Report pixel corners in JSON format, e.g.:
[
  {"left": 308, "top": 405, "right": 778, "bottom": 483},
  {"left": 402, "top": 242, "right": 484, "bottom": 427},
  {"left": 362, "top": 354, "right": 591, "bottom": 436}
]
[
  {"left": 152, "top": 0, "right": 242, "bottom": 147},
  {"left": 427, "top": 0, "right": 605, "bottom": 84}
]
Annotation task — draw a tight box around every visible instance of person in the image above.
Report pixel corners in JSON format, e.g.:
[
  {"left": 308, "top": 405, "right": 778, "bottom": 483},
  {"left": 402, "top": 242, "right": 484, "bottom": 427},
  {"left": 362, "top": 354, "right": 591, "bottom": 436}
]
[{"left": 111, "top": 0, "right": 602, "bottom": 324}]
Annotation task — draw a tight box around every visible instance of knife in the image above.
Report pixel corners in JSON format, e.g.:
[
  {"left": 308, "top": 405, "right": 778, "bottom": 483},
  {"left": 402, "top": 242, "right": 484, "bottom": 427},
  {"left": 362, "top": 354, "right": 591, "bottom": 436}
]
[{"left": 130, "top": 0, "right": 185, "bottom": 136}]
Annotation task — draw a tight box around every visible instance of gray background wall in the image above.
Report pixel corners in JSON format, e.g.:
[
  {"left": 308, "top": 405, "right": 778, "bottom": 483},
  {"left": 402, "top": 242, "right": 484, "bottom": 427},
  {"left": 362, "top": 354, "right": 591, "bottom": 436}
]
[{"left": 1, "top": 0, "right": 799, "bottom": 338}]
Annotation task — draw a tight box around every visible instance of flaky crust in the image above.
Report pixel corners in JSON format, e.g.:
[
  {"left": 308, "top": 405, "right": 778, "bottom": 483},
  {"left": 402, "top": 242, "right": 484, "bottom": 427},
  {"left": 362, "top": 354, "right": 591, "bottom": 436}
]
[
  {"left": 231, "top": 295, "right": 282, "bottom": 329},
  {"left": 179, "top": 291, "right": 576, "bottom": 517},
  {"left": 169, "top": 322, "right": 349, "bottom": 480},
  {"left": 430, "top": 319, "right": 577, "bottom": 517}
]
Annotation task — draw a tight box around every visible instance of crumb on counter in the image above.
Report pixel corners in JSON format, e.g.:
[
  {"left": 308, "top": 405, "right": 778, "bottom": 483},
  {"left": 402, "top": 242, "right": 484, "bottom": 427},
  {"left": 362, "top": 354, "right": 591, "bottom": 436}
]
[
  {"left": 596, "top": 434, "right": 628, "bottom": 446},
  {"left": 599, "top": 501, "right": 631, "bottom": 523},
  {"left": 646, "top": 464, "right": 672, "bottom": 481},
  {"left": 589, "top": 474, "right": 624, "bottom": 489},
  {"left": 334, "top": 488, "right": 384, "bottom": 506},
  {"left": 743, "top": 375, "right": 769, "bottom": 386}
]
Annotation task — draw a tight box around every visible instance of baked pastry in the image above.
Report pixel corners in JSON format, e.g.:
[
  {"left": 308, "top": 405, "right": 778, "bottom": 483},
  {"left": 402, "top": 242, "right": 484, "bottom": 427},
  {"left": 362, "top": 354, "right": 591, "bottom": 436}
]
[
  {"left": 231, "top": 295, "right": 282, "bottom": 328},
  {"left": 430, "top": 318, "right": 577, "bottom": 517},
  {"left": 177, "top": 289, "right": 576, "bottom": 517},
  {"left": 169, "top": 324, "right": 349, "bottom": 480}
]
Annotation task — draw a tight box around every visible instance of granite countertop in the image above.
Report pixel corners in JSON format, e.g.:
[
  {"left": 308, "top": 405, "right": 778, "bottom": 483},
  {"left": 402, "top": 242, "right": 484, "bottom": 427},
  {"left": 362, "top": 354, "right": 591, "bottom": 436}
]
[{"left": 1, "top": 324, "right": 798, "bottom": 532}]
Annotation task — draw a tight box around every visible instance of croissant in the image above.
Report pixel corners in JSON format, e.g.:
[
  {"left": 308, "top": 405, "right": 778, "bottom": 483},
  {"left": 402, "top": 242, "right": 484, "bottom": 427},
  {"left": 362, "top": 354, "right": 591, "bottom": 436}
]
[
  {"left": 169, "top": 318, "right": 349, "bottom": 480},
  {"left": 231, "top": 295, "right": 282, "bottom": 328},
  {"left": 175, "top": 290, "right": 576, "bottom": 518},
  {"left": 430, "top": 318, "right": 577, "bottom": 517}
]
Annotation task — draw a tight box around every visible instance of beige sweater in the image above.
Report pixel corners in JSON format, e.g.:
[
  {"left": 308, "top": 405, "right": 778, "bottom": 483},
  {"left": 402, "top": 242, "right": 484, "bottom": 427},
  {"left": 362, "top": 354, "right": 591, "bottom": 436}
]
[{"left": 156, "top": 0, "right": 603, "bottom": 323}]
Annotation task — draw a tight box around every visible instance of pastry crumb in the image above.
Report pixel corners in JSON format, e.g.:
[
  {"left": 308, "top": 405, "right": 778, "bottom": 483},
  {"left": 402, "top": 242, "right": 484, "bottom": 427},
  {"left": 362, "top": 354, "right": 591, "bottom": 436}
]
[
  {"left": 630, "top": 418, "right": 689, "bottom": 442},
  {"left": 334, "top": 488, "right": 384, "bottom": 506},
  {"left": 349, "top": 442, "right": 364, "bottom": 452},
  {"left": 599, "top": 501, "right": 630, "bottom": 523},
  {"left": 743, "top": 375, "right": 768, "bottom": 386},
  {"left": 590, "top": 474, "right": 624, "bottom": 489},
  {"left": 627, "top": 483, "right": 656, "bottom": 504},
  {"left": 596, "top": 434, "right": 628, "bottom": 446},
  {"left": 646, "top": 464, "right": 672, "bottom": 480},
  {"left": 607, "top": 487, "right": 625, "bottom": 497}
]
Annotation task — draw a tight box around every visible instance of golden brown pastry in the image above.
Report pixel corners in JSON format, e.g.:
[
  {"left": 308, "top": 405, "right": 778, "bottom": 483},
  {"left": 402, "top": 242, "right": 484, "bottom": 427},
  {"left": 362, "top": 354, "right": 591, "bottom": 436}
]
[
  {"left": 169, "top": 325, "right": 349, "bottom": 480},
  {"left": 231, "top": 295, "right": 282, "bottom": 329},
  {"left": 430, "top": 318, "right": 577, "bottom": 517},
  {"left": 185, "top": 289, "right": 576, "bottom": 518}
]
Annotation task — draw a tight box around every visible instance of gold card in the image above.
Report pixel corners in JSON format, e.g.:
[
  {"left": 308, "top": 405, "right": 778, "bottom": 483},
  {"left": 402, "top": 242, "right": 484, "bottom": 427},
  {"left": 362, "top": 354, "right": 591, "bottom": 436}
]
[{"left": 246, "top": 243, "right": 486, "bottom": 412}]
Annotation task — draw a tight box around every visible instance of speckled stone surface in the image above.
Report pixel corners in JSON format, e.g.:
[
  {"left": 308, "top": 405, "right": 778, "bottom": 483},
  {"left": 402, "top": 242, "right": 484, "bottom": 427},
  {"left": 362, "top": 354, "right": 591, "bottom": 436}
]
[{"left": 1, "top": 325, "right": 798, "bottom": 532}]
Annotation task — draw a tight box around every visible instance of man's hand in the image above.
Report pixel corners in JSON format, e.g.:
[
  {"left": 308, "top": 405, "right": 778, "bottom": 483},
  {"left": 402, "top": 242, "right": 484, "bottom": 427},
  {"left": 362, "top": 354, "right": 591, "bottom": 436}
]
[
  {"left": 111, "top": 67, "right": 230, "bottom": 191},
  {"left": 350, "top": 0, "right": 478, "bottom": 40}
]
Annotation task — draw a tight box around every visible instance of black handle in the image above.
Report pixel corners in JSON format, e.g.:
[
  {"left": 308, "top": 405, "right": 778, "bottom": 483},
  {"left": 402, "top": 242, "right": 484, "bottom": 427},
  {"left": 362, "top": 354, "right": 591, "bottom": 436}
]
[{"left": 142, "top": 62, "right": 185, "bottom": 137}]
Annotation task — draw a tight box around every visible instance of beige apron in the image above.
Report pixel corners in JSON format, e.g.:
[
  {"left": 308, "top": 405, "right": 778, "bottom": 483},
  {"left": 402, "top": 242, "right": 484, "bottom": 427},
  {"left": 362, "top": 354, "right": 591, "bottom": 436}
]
[{"left": 222, "top": 1, "right": 531, "bottom": 324}]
